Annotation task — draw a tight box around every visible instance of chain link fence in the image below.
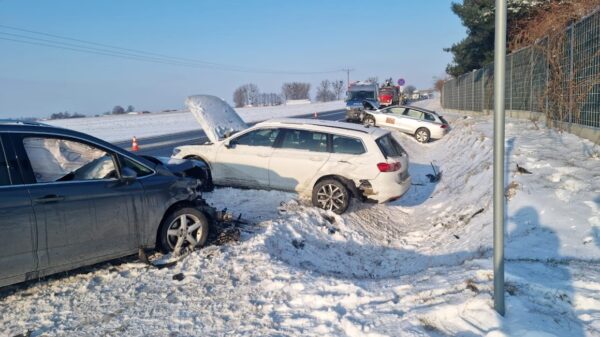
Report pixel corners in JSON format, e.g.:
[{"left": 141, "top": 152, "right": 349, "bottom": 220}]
[{"left": 442, "top": 8, "right": 600, "bottom": 130}]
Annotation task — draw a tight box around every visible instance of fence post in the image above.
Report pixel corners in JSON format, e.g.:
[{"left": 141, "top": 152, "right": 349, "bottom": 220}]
[
  {"left": 529, "top": 47, "right": 534, "bottom": 113},
  {"left": 509, "top": 54, "right": 514, "bottom": 113},
  {"left": 569, "top": 24, "right": 574, "bottom": 124},
  {"left": 472, "top": 70, "right": 476, "bottom": 112},
  {"left": 458, "top": 77, "right": 461, "bottom": 111},
  {"left": 545, "top": 40, "right": 550, "bottom": 120},
  {"left": 482, "top": 69, "right": 486, "bottom": 114}
]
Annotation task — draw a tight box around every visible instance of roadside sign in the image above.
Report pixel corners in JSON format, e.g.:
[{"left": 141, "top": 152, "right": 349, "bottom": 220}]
[{"left": 397, "top": 78, "right": 405, "bottom": 86}]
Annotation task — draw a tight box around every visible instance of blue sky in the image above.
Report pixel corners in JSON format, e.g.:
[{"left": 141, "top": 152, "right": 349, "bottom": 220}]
[{"left": 0, "top": 0, "right": 465, "bottom": 118}]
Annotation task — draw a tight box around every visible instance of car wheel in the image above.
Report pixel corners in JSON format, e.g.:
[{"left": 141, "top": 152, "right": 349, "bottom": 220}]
[
  {"left": 415, "top": 128, "right": 431, "bottom": 143},
  {"left": 363, "top": 115, "right": 376, "bottom": 127},
  {"left": 158, "top": 207, "right": 209, "bottom": 253},
  {"left": 312, "top": 179, "right": 350, "bottom": 214}
]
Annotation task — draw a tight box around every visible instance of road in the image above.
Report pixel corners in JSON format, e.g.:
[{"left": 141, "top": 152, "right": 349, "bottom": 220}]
[{"left": 113, "top": 109, "right": 347, "bottom": 157}]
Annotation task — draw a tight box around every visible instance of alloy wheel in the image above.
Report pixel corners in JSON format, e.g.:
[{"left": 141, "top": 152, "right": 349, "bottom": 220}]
[
  {"left": 416, "top": 129, "right": 429, "bottom": 143},
  {"left": 316, "top": 183, "right": 346, "bottom": 212},
  {"left": 166, "top": 214, "right": 204, "bottom": 252}
]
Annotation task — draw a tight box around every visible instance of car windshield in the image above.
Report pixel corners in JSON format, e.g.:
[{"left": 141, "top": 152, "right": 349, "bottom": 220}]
[{"left": 348, "top": 90, "right": 376, "bottom": 101}]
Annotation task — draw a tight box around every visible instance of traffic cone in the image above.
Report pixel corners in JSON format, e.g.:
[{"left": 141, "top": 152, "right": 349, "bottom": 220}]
[
  {"left": 313, "top": 111, "right": 318, "bottom": 119},
  {"left": 131, "top": 136, "right": 139, "bottom": 151}
]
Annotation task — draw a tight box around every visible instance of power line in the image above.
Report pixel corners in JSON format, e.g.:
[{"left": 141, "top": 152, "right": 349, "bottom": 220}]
[{"left": 0, "top": 24, "right": 345, "bottom": 75}]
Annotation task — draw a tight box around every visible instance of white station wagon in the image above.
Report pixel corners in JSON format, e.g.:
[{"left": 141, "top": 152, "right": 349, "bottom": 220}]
[
  {"left": 171, "top": 95, "right": 412, "bottom": 214},
  {"left": 363, "top": 105, "right": 449, "bottom": 143}
]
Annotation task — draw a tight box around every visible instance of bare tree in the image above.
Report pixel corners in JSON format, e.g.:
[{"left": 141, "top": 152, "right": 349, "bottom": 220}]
[
  {"left": 233, "top": 85, "right": 247, "bottom": 108},
  {"left": 316, "top": 80, "right": 336, "bottom": 102},
  {"left": 282, "top": 82, "right": 311, "bottom": 101},
  {"left": 126, "top": 105, "right": 135, "bottom": 113},
  {"left": 246, "top": 83, "right": 259, "bottom": 106},
  {"left": 331, "top": 80, "right": 345, "bottom": 100},
  {"left": 233, "top": 83, "right": 260, "bottom": 107}
]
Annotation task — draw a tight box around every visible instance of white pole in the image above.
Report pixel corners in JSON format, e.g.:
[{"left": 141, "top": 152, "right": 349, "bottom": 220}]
[{"left": 493, "top": 0, "right": 507, "bottom": 316}]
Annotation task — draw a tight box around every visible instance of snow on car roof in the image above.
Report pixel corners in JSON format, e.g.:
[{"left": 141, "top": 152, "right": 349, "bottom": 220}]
[{"left": 258, "top": 118, "right": 389, "bottom": 137}]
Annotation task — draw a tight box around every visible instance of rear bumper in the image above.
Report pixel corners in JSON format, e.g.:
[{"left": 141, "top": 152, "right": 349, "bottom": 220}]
[
  {"left": 430, "top": 126, "right": 449, "bottom": 140},
  {"left": 361, "top": 171, "right": 411, "bottom": 203}
]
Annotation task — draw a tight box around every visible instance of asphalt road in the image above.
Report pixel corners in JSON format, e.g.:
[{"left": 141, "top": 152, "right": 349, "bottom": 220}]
[{"left": 113, "top": 109, "right": 348, "bottom": 157}]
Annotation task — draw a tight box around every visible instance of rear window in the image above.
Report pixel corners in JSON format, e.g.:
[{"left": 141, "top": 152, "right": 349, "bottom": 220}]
[
  {"left": 0, "top": 139, "right": 10, "bottom": 186},
  {"left": 376, "top": 134, "right": 406, "bottom": 158},
  {"left": 332, "top": 135, "right": 365, "bottom": 155},
  {"left": 439, "top": 116, "right": 448, "bottom": 124}
]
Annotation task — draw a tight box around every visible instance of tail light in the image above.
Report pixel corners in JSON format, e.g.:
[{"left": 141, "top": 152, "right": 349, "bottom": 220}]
[
  {"left": 441, "top": 124, "right": 448, "bottom": 129},
  {"left": 377, "top": 162, "right": 401, "bottom": 172}
]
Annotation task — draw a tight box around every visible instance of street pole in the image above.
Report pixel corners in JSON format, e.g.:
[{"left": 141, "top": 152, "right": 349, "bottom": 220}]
[
  {"left": 493, "top": 0, "right": 507, "bottom": 316},
  {"left": 342, "top": 68, "right": 354, "bottom": 87}
]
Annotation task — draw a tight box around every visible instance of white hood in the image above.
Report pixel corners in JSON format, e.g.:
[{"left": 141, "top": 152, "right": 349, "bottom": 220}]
[{"left": 186, "top": 95, "right": 248, "bottom": 144}]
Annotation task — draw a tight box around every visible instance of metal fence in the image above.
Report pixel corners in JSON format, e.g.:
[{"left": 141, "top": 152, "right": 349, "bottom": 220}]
[{"left": 442, "top": 9, "right": 600, "bottom": 129}]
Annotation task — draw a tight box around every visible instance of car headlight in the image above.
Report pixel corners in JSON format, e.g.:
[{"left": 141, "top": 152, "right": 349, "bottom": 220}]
[{"left": 172, "top": 148, "right": 181, "bottom": 157}]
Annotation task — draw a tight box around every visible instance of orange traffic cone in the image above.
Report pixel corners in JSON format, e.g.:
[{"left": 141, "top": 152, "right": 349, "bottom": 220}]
[
  {"left": 131, "top": 136, "right": 139, "bottom": 151},
  {"left": 313, "top": 111, "right": 318, "bottom": 119}
]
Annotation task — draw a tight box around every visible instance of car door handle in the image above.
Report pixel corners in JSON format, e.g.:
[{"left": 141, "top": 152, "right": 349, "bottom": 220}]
[
  {"left": 257, "top": 153, "right": 270, "bottom": 158},
  {"left": 34, "top": 194, "right": 65, "bottom": 204},
  {"left": 309, "top": 157, "right": 325, "bottom": 161},
  {"left": 338, "top": 160, "right": 351, "bottom": 164}
]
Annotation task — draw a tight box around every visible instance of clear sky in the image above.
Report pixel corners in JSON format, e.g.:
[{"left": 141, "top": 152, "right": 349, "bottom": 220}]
[{"left": 0, "top": 0, "right": 465, "bottom": 118}]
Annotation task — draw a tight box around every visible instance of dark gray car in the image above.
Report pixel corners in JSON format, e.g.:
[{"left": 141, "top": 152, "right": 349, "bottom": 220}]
[{"left": 0, "top": 121, "right": 217, "bottom": 288}]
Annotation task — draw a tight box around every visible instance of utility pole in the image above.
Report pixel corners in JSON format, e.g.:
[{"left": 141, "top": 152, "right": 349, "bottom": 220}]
[
  {"left": 342, "top": 68, "right": 354, "bottom": 86},
  {"left": 493, "top": 0, "right": 507, "bottom": 317}
]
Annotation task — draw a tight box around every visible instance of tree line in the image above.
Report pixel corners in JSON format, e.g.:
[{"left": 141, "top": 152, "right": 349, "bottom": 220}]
[{"left": 233, "top": 80, "right": 346, "bottom": 107}]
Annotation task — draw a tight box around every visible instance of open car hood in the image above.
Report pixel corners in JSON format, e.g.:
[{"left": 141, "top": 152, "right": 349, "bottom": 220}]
[{"left": 186, "top": 95, "right": 248, "bottom": 144}]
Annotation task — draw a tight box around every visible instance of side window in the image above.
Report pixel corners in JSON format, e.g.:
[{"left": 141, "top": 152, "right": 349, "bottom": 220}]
[
  {"left": 280, "top": 129, "right": 328, "bottom": 152},
  {"left": 119, "top": 156, "right": 153, "bottom": 177},
  {"left": 233, "top": 129, "right": 279, "bottom": 147},
  {"left": 423, "top": 113, "right": 436, "bottom": 121},
  {"left": 332, "top": 135, "right": 366, "bottom": 155},
  {"left": 0, "top": 139, "right": 10, "bottom": 186},
  {"left": 403, "top": 109, "right": 423, "bottom": 119},
  {"left": 23, "top": 137, "right": 117, "bottom": 183},
  {"left": 389, "top": 107, "right": 405, "bottom": 115}
]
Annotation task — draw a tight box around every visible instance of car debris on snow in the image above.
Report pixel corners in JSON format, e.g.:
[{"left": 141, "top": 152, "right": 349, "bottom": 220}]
[{"left": 516, "top": 163, "right": 533, "bottom": 174}]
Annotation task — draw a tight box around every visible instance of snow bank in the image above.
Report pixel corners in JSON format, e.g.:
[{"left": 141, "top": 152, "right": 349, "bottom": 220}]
[
  {"left": 2, "top": 97, "right": 599, "bottom": 336},
  {"left": 46, "top": 100, "right": 345, "bottom": 142}
]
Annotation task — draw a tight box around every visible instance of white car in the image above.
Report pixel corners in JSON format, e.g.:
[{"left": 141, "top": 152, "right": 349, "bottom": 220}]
[
  {"left": 172, "top": 95, "right": 412, "bottom": 214},
  {"left": 363, "top": 105, "right": 449, "bottom": 143}
]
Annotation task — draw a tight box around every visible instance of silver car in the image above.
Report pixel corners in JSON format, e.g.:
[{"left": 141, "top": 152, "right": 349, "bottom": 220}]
[{"left": 363, "top": 106, "right": 449, "bottom": 143}]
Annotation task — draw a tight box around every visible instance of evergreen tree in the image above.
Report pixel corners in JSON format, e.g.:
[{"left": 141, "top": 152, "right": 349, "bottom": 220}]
[{"left": 445, "top": 0, "right": 544, "bottom": 77}]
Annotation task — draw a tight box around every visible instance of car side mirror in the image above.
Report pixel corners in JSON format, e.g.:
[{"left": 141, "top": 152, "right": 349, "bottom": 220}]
[
  {"left": 120, "top": 167, "right": 138, "bottom": 182},
  {"left": 224, "top": 139, "right": 234, "bottom": 149}
]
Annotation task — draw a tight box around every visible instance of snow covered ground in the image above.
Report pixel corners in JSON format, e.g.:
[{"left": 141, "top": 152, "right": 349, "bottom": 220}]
[
  {"left": 2, "top": 98, "right": 599, "bottom": 336},
  {"left": 45, "top": 100, "right": 345, "bottom": 142}
]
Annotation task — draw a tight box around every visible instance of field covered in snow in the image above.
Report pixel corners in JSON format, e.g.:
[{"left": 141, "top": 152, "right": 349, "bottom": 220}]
[
  {"left": 46, "top": 100, "right": 345, "bottom": 142},
  {"left": 2, "top": 98, "right": 599, "bottom": 336}
]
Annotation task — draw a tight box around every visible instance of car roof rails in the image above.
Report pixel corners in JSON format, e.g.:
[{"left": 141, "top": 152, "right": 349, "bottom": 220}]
[{"left": 0, "top": 119, "right": 54, "bottom": 127}]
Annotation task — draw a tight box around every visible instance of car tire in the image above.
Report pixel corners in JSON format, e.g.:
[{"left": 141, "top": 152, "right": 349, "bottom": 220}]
[
  {"left": 158, "top": 207, "right": 209, "bottom": 253},
  {"left": 312, "top": 179, "right": 350, "bottom": 214},
  {"left": 363, "top": 115, "right": 376, "bottom": 127},
  {"left": 415, "top": 128, "right": 431, "bottom": 143}
]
